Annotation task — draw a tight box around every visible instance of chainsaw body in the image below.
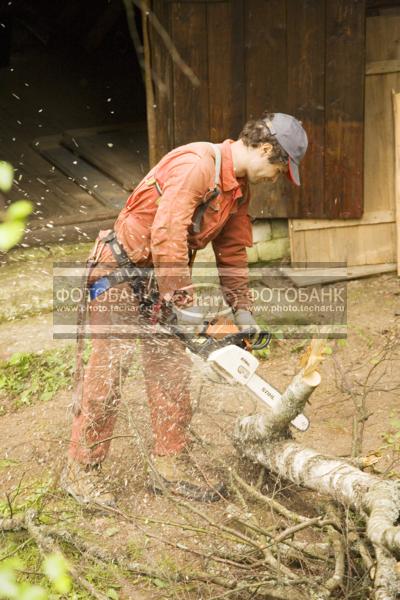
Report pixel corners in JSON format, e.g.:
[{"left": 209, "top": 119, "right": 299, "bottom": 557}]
[
  {"left": 162, "top": 316, "right": 310, "bottom": 433},
  {"left": 205, "top": 344, "right": 309, "bottom": 432}
]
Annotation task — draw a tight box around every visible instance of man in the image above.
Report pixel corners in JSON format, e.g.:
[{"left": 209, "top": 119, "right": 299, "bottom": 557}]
[{"left": 61, "top": 111, "right": 308, "bottom": 506}]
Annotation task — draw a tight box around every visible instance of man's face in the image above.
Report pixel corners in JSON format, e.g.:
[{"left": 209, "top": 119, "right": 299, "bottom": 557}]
[{"left": 246, "top": 143, "right": 288, "bottom": 185}]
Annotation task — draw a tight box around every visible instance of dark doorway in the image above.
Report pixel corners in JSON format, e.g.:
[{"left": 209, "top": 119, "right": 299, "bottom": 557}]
[{"left": 0, "top": 0, "right": 148, "bottom": 245}]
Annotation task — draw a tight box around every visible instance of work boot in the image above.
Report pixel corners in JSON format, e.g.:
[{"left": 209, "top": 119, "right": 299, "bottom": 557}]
[
  {"left": 149, "top": 452, "right": 226, "bottom": 503},
  {"left": 60, "top": 459, "right": 116, "bottom": 508}
]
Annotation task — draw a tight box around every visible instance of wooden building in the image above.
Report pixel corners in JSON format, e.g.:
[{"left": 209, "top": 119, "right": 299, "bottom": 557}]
[
  {"left": 145, "top": 0, "right": 400, "bottom": 274},
  {"left": 1, "top": 0, "right": 399, "bottom": 273}
]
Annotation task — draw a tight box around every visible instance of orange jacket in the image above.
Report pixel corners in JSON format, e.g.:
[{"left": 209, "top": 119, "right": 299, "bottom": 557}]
[{"left": 98, "top": 139, "right": 253, "bottom": 309}]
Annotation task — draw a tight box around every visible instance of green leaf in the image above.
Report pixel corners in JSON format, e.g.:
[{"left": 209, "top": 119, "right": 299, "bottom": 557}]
[
  {"left": 252, "top": 347, "right": 271, "bottom": 360},
  {"left": 106, "top": 589, "right": 119, "bottom": 600},
  {"left": 18, "top": 584, "right": 48, "bottom": 600},
  {"left": 322, "top": 345, "right": 333, "bottom": 355},
  {"left": 0, "top": 458, "right": 19, "bottom": 470},
  {"left": 0, "top": 569, "right": 18, "bottom": 598},
  {"left": 153, "top": 578, "right": 168, "bottom": 589},
  {"left": 0, "top": 221, "right": 25, "bottom": 251},
  {"left": 43, "top": 553, "right": 71, "bottom": 594},
  {"left": 0, "top": 161, "right": 14, "bottom": 192},
  {"left": 52, "top": 574, "right": 71, "bottom": 594},
  {"left": 9, "top": 352, "right": 27, "bottom": 366},
  {"left": 6, "top": 200, "right": 33, "bottom": 221},
  {"left": 104, "top": 527, "right": 120, "bottom": 537},
  {"left": 290, "top": 341, "right": 307, "bottom": 353}
]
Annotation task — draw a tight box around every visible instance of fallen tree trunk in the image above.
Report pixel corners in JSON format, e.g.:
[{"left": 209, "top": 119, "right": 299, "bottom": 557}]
[{"left": 233, "top": 345, "right": 400, "bottom": 599}]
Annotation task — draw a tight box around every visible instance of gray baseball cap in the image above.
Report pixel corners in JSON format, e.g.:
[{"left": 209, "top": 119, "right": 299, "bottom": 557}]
[{"left": 263, "top": 113, "right": 308, "bottom": 186}]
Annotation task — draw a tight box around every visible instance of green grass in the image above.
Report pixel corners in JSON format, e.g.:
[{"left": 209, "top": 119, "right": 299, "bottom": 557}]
[
  {"left": 0, "top": 535, "right": 122, "bottom": 600},
  {"left": 0, "top": 346, "right": 76, "bottom": 412},
  {"left": 0, "top": 342, "right": 143, "bottom": 414},
  {"left": 2, "top": 242, "right": 93, "bottom": 266},
  {"left": 0, "top": 242, "right": 92, "bottom": 324}
]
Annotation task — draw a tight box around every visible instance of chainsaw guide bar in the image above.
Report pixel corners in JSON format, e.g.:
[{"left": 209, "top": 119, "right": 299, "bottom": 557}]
[{"left": 188, "top": 344, "right": 309, "bottom": 432}]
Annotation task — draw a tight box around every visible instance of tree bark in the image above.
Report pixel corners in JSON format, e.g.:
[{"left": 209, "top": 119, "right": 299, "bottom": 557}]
[{"left": 234, "top": 363, "right": 400, "bottom": 599}]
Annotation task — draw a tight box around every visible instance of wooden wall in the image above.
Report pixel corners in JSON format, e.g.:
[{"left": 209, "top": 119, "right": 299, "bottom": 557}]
[
  {"left": 148, "top": 0, "right": 366, "bottom": 220},
  {"left": 289, "top": 15, "right": 400, "bottom": 267}
]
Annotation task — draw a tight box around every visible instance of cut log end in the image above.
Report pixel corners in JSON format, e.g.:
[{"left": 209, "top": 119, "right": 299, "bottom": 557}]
[{"left": 301, "top": 370, "right": 321, "bottom": 387}]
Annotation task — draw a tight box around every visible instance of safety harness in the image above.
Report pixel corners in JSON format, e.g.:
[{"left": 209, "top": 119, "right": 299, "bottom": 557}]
[
  {"left": 89, "top": 231, "right": 145, "bottom": 301},
  {"left": 89, "top": 143, "right": 222, "bottom": 301},
  {"left": 72, "top": 143, "right": 222, "bottom": 416}
]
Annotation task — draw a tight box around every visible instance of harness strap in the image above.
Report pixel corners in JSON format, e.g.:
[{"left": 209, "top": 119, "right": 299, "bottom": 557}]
[
  {"left": 211, "top": 142, "right": 222, "bottom": 189},
  {"left": 146, "top": 143, "right": 222, "bottom": 234},
  {"left": 89, "top": 265, "right": 146, "bottom": 301},
  {"left": 102, "top": 230, "right": 133, "bottom": 268},
  {"left": 192, "top": 143, "right": 222, "bottom": 233},
  {"left": 89, "top": 144, "right": 223, "bottom": 299}
]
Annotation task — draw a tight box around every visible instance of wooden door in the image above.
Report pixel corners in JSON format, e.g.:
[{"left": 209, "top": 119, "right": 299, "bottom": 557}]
[
  {"left": 289, "top": 15, "right": 400, "bottom": 267},
  {"left": 147, "top": 0, "right": 365, "bottom": 219}
]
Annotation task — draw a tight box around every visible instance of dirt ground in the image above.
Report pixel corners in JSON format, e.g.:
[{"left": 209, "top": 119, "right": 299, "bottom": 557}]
[{"left": 0, "top": 247, "right": 399, "bottom": 599}]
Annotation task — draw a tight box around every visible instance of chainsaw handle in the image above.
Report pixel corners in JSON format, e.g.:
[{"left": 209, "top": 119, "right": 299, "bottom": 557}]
[{"left": 249, "top": 332, "right": 272, "bottom": 351}]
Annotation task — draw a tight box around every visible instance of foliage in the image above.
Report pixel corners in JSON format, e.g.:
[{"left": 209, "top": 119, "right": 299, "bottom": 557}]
[
  {"left": 381, "top": 411, "right": 400, "bottom": 476},
  {"left": 0, "top": 346, "right": 76, "bottom": 409},
  {"left": 252, "top": 346, "right": 271, "bottom": 360},
  {"left": 0, "top": 553, "right": 71, "bottom": 600},
  {"left": 43, "top": 554, "right": 72, "bottom": 594},
  {"left": 384, "top": 414, "right": 400, "bottom": 450},
  {"left": 0, "top": 477, "right": 52, "bottom": 518},
  {"left": 0, "top": 161, "right": 14, "bottom": 193},
  {"left": 0, "top": 161, "right": 33, "bottom": 251}
]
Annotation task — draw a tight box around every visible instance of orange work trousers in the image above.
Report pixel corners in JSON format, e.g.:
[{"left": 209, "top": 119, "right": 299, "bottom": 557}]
[{"left": 68, "top": 283, "right": 192, "bottom": 465}]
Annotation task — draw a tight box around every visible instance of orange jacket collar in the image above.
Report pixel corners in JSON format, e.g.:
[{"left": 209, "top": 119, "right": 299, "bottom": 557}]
[{"left": 219, "top": 139, "right": 243, "bottom": 192}]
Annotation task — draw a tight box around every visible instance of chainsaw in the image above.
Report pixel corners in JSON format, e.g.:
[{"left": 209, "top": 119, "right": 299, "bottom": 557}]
[{"left": 156, "top": 313, "right": 310, "bottom": 433}]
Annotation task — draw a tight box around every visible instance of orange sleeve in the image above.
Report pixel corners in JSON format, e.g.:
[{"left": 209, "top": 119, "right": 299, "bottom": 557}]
[
  {"left": 151, "top": 154, "right": 212, "bottom": 300},
  {"left": 212, "top": 199, "right": 253, "bottom": 310}
]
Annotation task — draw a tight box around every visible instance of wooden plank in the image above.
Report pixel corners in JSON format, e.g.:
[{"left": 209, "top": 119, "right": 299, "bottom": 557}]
[
  {"left": 290, "top": 222, "right": 396, "bottom": 265},
  {"left": 287, "top": 0, "right": 325, "bottom": 219},
  {"left": 245, "top": 0, "right": 287, "bottom": 117},
  {"left": 292, "top": 210, "right": 395, "bottom": 232},
  {"left": 244, "top": 0, "right": 290, "bottom": 218},
  {"left": 281, "top": 263, "right": 397, "bottom": 286},
  {"left": 206, "top": 0, "right": 245, "bottom": 141},
  {"left": 171, "top": 2, "right": 209, "bottom": 145},
  {"left": 288, "top": 225, "right": 307, "bottom": 265},
  {"left": 0, "top": 141, "right": 107, "bottom": 222},
  {"left": 28, "top": 208, "right": 118, "bottom": 229},
  {"left": 249, "top": 184, "right": 292, "bottom": 219},
  {"left": 366, "top": 59, "right": 400, "bottom": 74},
  {"left": 22, "top": 217, "right": 117, "bottom": 247},
  {"left": 150, "top": 0, "right": 174, "bottom": 160},
  {"left": 366, "top": 15, "right": 400, "bottom": 61},
  {"left": 325, "top": 0, "right": 365, "bottom": 219},
  {"left": 392, "top": 90, "right": 400, "bottom": 275},
  {"left": 35, "top": 136, "right": 127, "bottom": 210},
  {"left": 364, "top": 76, "right": 399, "bottom": 213},
  {"left": 367, "top": 0, "right": 400, "bottom": 11},
  {"left": 231, "top": 0, "right": 246, "bottom": 135},
  {"left": 364, "top": 17, "right": 400, "bottom": 213},
  {"left": 61, "top": 124, "right": 148, "bottom": 191},
  {"left": 290, "top": 14, "right": 400, "bottom": 266},
  {"left": 377, "top": 7, "right": 400, "bottom": 15}
]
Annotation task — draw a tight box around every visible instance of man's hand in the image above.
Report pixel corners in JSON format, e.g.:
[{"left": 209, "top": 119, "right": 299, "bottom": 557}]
[{"left": 233, "top": 309, "right": 260, "bottom": 337}]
